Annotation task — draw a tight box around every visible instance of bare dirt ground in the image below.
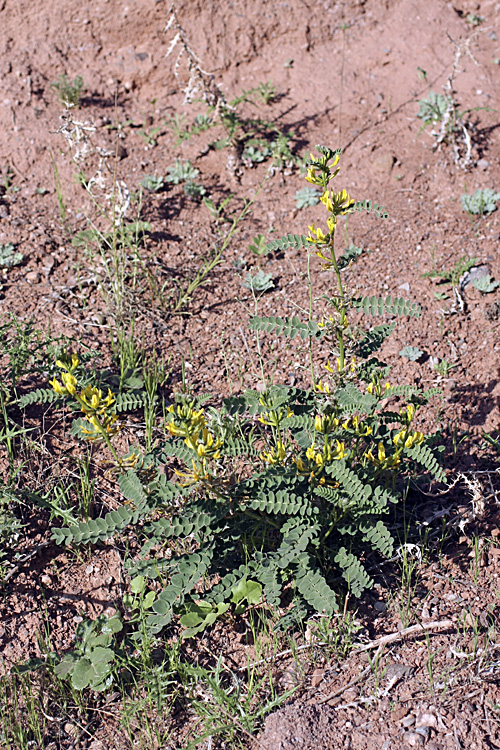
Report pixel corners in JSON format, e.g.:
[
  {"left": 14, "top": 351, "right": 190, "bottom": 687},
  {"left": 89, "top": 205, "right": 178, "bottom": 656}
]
[{"left": 1, "top": 0, "right": 500, "bottom": 747}]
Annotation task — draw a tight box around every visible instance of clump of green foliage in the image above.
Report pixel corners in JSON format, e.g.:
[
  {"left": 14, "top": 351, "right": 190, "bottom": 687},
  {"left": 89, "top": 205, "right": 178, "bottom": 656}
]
[
  {"left": 0, "top": 243, "right": 23, "bottom": 268},
  {"left": 38, "top": 147, "right": 443, "bottom": 638},
  {"left": 417, "top": 91, "right": 450, "bottom": 124},
  {"left": 295, "top": 186, "right": 321, "bottom": 209},
  {"left": 243, "top": 268, "right": 274, "bottom": 294},
  {"left": 140, "top": 174, "right": 165, "bottom": 192},
  {"left": 461, "top": 188, "right": 500, "bottom": 216},
  {"left": 51, "top": 74, "right": 84, "bottom": 108},
  {"left": 165, "top": 159, "right": 205, "bottom": 198}
]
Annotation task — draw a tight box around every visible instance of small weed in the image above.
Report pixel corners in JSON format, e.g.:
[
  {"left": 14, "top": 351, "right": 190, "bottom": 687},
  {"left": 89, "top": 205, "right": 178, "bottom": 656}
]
[
  {"left": 416, "top": 42, "right": 492, "bottom": 168},
  {"left": 243, "top": 268, "right": 275, "bottom": 294},
  {"left": 165, "top": 158, "right": 200, "bottom": 185},
  {"left": 0, "top": 491, "right": 23, "bottom": 577},
  {"left": 183, "top": 180, "right": 206, "bottom": 200},
  {"left": 308, "top": 611, "right": 362, "bottom": 660},
  {"left": 432, "top": 358, "right": 457, "bottom": 377},
  {"left": 367, "top": 645, "right": 387, "bottom": 694},
  {"left": 256, "top": 80, "right": 277, "bottom": 105},
  {"left": 0, "top": 243, "right": 23, "bottom": 268},
  {"left": 295, "top": 186, "right": 321, "bottom": 209},
  {"left": 469, "top": 535, "right": 484, "bottom": 585},
  {"left": 393, "top": 542, "right": 422, "bottom": 628},
  {"left": 423, "top": 254, "right": 479, "bottom": 288},
  {"left": 424, "top": 631, "right": 437, "bottom": 694},
  {"left": 248, "top": 234, "right": 268, "bottom": 257},
  {"left": 165, "top": 112, "right": 189, "bottom": 141},
  {"left": 51, "top": 73, "right": 84, "bottom": 108},
  {"left": 138, "top": 122, "right": 163, "bottom": 148},
  {"left": 466, "top": 12, "right": 484, "bottom": 25},
  {"left": 165, "top": 158, "right": 205, "bottom": 198},
  {"left": 417, "top": 91, "right": 450, "bottom": 124},
  {"left": 399, "top": 345, "right": 423, "bottom": 362},
  {"left": 182, "top": 656, "right": 291, "bottom": 749},
  {"left": 140, "top": 174, "right": 165, "bottom": 192},
  {"left": 461, "top": 188, "right": 500, "bottom": 216},
  {"left": 203, "top": 193, "right": 233, "bottom": 224},
  {"left": 471, "top": 274, "right": 499, "bottom": 294},
  {"left": 243, "top": 142, "right": 273, "bottom": 165}
]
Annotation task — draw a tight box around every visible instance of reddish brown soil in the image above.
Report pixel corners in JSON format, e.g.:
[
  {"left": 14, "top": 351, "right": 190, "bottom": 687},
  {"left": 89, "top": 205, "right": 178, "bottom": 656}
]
[{"left": 1, "top": 0, "right": 500, "bottom": 747}]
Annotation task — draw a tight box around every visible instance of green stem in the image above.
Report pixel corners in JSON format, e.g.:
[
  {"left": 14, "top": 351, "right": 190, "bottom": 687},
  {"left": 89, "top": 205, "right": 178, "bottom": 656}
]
[
  {"left": 328, "top": 228, "right": 347, "bottom": 372},
  {"left": 95, "top": 418, "right": 123, "bottom": 467},
  {"left": 306, "top": 249, "right": 316, "bottom": 388}
]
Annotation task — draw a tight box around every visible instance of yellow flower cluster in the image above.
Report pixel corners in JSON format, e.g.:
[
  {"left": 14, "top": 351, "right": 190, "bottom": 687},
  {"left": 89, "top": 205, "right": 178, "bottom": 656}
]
[
  {"left": 365, "top": 442, "right": 400, "bottom": 469},
  {"left": 365, "top": 429, "right": 424, "bottom": 470},
  {"left": 260, "top": 441, "right": 287, "bottom": 465},
  {"left": 257, "top": 406, "right": 293, "bottom": 428},
  {"left": 306, "top": 440, "right": 346, "bottom": 466},
  {"left": 393, "top": 429, "right": 424, "bottom": 449},
  {"left": 305, "top": 151, "right": 340, "bottom": 186},
  {"left": 167, "top": 404, "right": 221, "bottom": 457},
  {"left": 366, "top": 380, "right": 392, "bottom": 397},
  {"left": 50, "top": 355, "right": 120, "bottom": 442},
  {"left": 166, "top": 403, "right": 205, "bottom": 440},
  {"left": 341, "top": 415, "right": 372, "bottom": 437}
]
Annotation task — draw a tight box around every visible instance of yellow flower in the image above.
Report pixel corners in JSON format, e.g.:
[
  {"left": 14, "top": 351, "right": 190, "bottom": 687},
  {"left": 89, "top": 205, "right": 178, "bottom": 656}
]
[
  {"left": 80, "top": 412, "right": 120, "bottom": 441},
  {"left": 50, "top": 377, "right": 65, "bottom": 395},
  {"left": 367, "top": 380, "right": 391, "bottom": 397},
  {"left": 62, "top": 372, "right": 77, "bottom": 396},
  {"left": 378, "top": 443, "right": 386, "bottom": 463},
  {"left": 331, "top": 189, "right": 355, "bottom": 215},
  {"left": 56, "top": 353, "right": 79, "bottom": 372},
  {"left": 393, "top": 429, "right": 424, "bottom": 449},
  {"left": 79, "top": 385, "right": 115, "bottom": 415},
  {"left": 307, "top": 223, "right": 329, "bottom": 245},
  {"left": 306, "top": 446, "right": 316, "bottom": 461},
  {"left": 174, "top": 460, "right": 209, "bottom": 486},
  {"left": 320, "top": 190, "right": 334, "bottom": 212},
  {"left": 405, "top": 403, "right": 416, "bottom": 422},
  {"left": 333, "top": 440, "right": 346, "bottom": 460},
  {"left": 195, "top": 428, "right": 222, "bottom": 459},
  {"left": 50, "top": 372, "right": 77, "bottom": 396},
  {"left": 315, "top": 380, "right": 331, "bottom": 394},
  {"left": 260, "top": 442, "right": 286, "bottom": 465},
  {"left": 295, "top": 456, "right": 308, "bottom": 473},
  {"left": 166, "top": 403, "right": 205, "bottom": 437}
]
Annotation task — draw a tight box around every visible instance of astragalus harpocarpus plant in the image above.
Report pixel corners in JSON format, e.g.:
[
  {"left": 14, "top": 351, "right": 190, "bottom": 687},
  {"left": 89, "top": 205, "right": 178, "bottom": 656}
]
[{"left": 45, "top": 146, "right": 445, "bottom": 636}]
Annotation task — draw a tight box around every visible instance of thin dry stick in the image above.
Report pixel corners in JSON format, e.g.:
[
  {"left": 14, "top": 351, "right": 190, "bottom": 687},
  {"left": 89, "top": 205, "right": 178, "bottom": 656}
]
[
  {"left": 236, "top": 618, "right": 454, "bottom": 675},
  {"left": 351, "top": 619, "right": 454, "bottom": 654},
  {"left": 4, "top": 540, "right": 51, "bottom": 583},
  {"left": 312, "top": 619, "right": 454, "bottom": 706}
]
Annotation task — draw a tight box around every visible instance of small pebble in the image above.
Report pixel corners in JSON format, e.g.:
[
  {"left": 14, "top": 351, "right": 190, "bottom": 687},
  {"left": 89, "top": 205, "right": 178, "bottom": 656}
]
[
  {"left": 405, "top": 731, "right": 425, "bottom": 746},
  {"left": 416, "top": 712, "right": 437, "bottom": 729},
  {"left": 402, "top": 715, "right": 416, "bottom": 727},
  {"left": 392, "top": 706, "right": 409, "bottom": 722},
  {"left": 414, "top": 726, "right": 430, "bottom": 738},
  {"left": 311, "top": 668, "right": 325, "bottom": 688}
]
